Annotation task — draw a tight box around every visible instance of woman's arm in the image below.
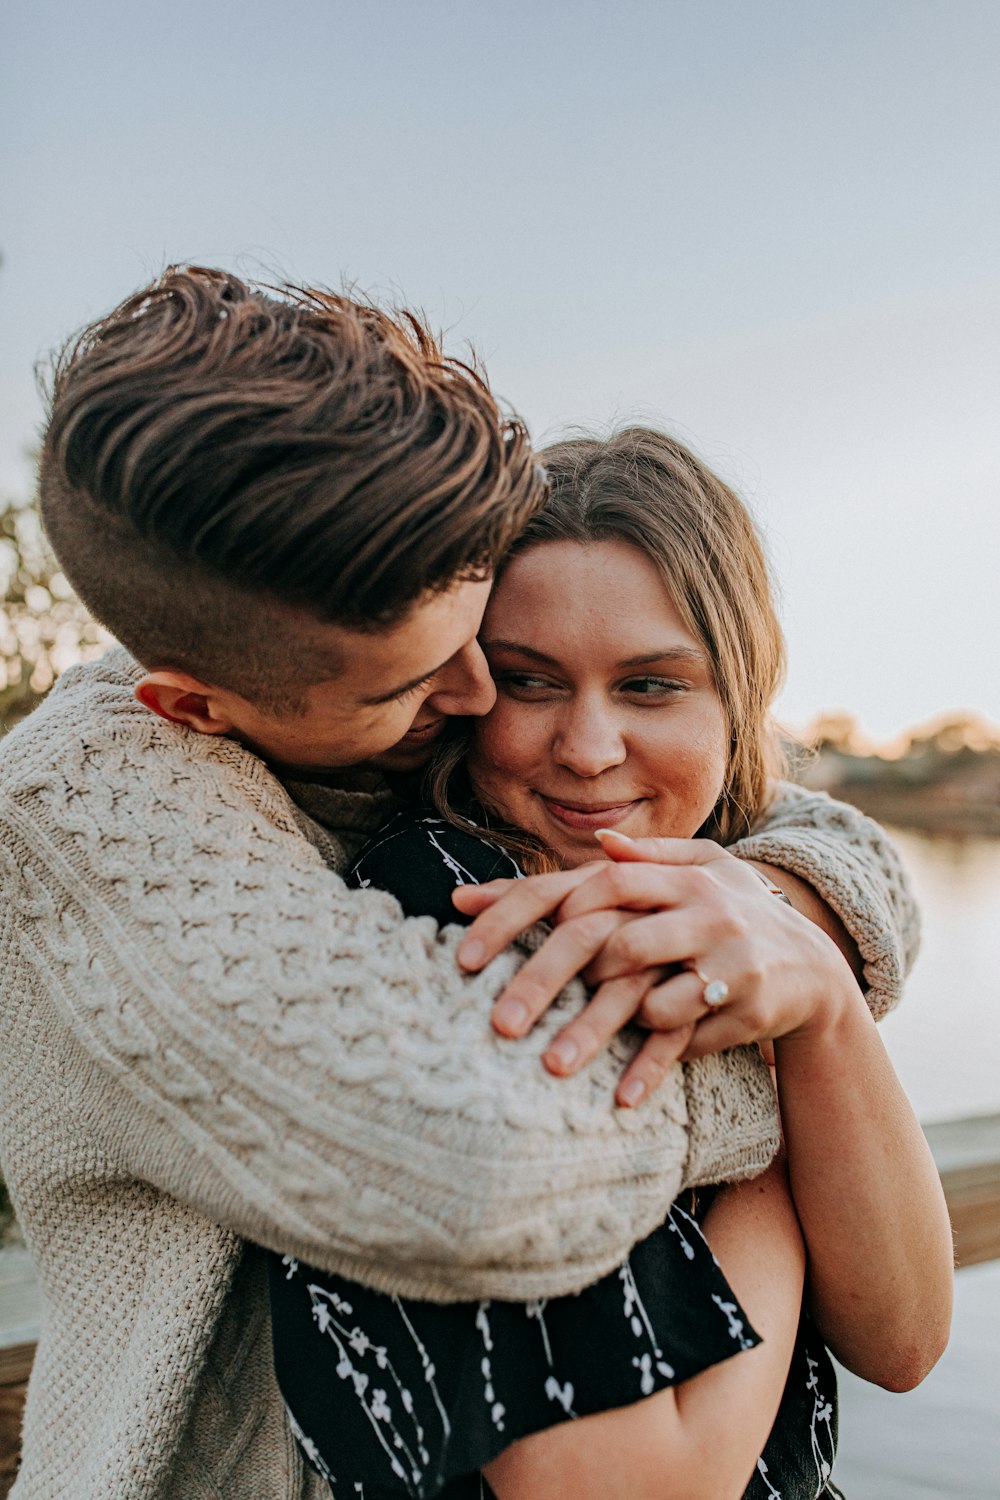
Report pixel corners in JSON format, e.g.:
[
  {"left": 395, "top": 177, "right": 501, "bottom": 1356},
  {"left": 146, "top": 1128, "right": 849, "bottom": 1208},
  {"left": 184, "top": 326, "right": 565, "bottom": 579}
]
[
  {"left": 454, "top": 835, "right": 953, "bottom": 1390},
  {"left": 589, "top": 846, "right": 953, "bottom": 1390},
  {"left": 485, "top": 1157, "right": 805, "bottom": 1500},
  {"left": 768, "top": 960, "right": 953, "bottom": 1389}
]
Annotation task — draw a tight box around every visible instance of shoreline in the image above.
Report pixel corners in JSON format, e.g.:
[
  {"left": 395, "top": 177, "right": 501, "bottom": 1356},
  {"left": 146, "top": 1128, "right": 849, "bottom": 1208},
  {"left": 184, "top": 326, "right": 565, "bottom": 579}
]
[{"left": 807, "top": 789, "right": 1000, "bottom": 840}]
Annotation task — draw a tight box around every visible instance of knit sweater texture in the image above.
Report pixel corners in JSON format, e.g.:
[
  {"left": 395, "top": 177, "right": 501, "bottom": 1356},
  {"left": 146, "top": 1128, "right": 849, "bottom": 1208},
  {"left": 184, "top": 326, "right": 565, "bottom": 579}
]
[{"left": 0, "top": 648, "right": 919, "bottom": 1500}]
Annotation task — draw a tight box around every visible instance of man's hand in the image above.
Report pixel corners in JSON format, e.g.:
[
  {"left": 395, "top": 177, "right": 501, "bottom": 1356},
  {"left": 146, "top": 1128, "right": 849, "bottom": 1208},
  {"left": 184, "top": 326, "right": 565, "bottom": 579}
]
[{"left": 453, "top": 831, "right": 855, "bottom": 1107}]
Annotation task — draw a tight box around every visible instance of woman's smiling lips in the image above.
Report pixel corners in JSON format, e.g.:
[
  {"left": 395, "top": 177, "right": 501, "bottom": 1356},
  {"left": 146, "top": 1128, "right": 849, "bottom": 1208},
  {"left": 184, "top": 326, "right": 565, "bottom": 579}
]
[{"left": 538, "top": 796, "right": 642, "bottom": 832}]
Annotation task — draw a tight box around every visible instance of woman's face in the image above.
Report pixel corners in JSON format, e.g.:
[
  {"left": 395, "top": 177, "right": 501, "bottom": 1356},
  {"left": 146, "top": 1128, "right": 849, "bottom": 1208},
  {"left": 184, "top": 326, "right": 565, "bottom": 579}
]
[{"left": 469, "top": 539, "right": 729, "bottom": 868}]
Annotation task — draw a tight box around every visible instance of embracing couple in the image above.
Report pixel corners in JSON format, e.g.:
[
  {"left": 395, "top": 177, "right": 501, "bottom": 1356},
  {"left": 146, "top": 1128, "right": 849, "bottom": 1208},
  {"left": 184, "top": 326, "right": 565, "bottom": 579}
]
[{"left": 0, "top": 268, "right": 951, "bottom": 1500}]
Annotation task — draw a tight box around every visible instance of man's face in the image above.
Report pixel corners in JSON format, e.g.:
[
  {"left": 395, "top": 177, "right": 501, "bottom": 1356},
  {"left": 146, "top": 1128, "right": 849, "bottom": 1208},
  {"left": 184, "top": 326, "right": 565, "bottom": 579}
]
[{"left": 226, "top": 576, "right": 496, "bottom": 772}]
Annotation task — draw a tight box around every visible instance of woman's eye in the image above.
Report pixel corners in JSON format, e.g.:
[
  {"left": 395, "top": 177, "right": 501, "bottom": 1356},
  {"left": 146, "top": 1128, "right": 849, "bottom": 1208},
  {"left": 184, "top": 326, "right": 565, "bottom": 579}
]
[
  {"left": 622, "top": 676, "right": 685, "bottom": 697},
  {"left": 495, "top": 672, "right": 555, "bottom": 694}
]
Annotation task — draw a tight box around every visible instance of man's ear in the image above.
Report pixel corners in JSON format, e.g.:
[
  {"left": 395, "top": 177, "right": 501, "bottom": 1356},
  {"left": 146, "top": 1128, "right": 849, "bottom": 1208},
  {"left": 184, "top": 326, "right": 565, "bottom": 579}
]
[{"left": 135, "top": 671, "right": 237, "bottom": 736}]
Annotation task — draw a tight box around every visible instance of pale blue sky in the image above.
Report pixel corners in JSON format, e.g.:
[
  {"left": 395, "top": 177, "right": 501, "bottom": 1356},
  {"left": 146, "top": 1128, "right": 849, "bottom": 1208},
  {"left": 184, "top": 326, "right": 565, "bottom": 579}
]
[{"left": 3, "top": 0, "right": 998, "bottom": 737}]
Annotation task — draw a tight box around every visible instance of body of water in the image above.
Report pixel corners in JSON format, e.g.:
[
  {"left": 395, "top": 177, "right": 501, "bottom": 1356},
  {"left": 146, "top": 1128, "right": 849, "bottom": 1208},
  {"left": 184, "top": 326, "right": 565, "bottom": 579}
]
[
  {"left": 834, "top": 829, "right": 1000, "bottom": 1497},
  {"left": 874, "top": 828, "right": 1000, "bottom": 1123}
]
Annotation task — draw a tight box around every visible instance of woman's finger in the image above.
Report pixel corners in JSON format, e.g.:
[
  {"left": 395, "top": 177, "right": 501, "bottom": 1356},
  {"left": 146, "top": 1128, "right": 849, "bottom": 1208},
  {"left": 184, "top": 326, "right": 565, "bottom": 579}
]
[
  {"left": 635, "top": 968, "right": 714, "bottom": 1032},
  {"left": 540, "top": 967, "right": 667, "bottom": 1076},
  {"left": 638, "top": 967, "right": 776, "bottom": 1057},
  {"left": 555, "top": 860, "right": 720, "bottom": 925},
  {"left": 678, "top": 1010, "right": 770, "bottom": 1060},
  {"left": 595, "top": 829, "right": 726, "bottom": 866},
  {"left": 615, "top": 1025, "right": 698, "bottom": 1108},
  {"left": 456, "top": 862, "right": 605, "bottom": 970},
  {"left": 489, "top": 909, "right": 636, "bottom": 1036},
  {"left": 450, "top": 879, "right": 517, "bottom": 915},
  {"left": 582, "top": 901, "right": 744, "bottom": 985}
]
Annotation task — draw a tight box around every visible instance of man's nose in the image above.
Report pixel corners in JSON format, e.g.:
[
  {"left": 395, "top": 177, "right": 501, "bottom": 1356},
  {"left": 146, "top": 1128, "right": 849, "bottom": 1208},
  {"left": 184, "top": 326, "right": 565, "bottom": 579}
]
[
  {"left": 426, "top": 640, "right": 497, "bottom": 718},
  {"left": 553, "top": 699, "right": 627, "bottom": 777}
]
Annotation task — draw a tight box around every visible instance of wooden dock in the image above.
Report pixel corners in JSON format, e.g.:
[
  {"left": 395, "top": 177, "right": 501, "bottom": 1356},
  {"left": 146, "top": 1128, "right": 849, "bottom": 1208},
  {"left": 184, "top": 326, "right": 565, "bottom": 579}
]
[
  {"left": 0, "top": 1248, "right": 40, "bottom": 1387},
  {"left": 0, "top": 1248, "right": 38, "bottom": 1498},
  {"left": 923, "top": 1113, "right": 1000, "bottom": 1268}
]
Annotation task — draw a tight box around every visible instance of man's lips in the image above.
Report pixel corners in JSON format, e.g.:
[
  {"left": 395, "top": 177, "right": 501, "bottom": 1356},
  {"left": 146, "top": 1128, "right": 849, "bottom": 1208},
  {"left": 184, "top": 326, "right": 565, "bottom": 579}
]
[
  {"left": 538, "top": 796, "right": 641, "bottom": 832},
  {"left": 399, "top": 716, "right": 447, "bottom": 745}
]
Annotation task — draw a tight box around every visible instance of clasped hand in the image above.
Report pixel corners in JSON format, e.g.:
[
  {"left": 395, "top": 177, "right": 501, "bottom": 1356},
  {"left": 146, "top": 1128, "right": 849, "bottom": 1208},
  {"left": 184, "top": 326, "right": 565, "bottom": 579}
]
[{"left": 453, "top": 832, "right": 854, "bottom": 1107}]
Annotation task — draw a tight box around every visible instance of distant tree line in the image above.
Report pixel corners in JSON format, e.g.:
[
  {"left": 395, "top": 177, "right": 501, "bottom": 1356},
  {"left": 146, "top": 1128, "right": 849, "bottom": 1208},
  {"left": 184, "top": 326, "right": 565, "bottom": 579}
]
[{"left": 0, "top": 491, "right": 108, "bottom": 734}]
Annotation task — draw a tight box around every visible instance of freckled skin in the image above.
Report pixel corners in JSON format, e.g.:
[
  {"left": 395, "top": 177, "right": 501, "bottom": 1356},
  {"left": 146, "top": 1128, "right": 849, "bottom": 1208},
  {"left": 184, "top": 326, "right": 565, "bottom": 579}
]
[{"left": 468, "top": 540, "right": 729, "bottom": 867}]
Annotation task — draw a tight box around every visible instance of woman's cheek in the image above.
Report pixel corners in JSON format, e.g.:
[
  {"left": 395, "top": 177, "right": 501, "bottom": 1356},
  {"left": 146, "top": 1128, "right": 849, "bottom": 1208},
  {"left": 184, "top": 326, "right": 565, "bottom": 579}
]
[
  {"left": 669, "top": 722, "right": 728, "bottom": 816},
  {"left": 470, "top": 711, "right": 521, "bottom": 789},
  {"left": 476, "top": 701, "right": 530, "bottom": 769},
  {"left": 469, "top": 704, "right": 542, "bottom": 819}
]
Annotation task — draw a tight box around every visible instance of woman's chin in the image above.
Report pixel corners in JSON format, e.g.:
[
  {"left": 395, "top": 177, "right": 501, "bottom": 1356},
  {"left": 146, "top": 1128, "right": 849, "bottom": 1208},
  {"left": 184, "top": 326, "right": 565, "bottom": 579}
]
[
  {"left": 536, "top": 826, "right": 613, "bottom": 868},
  {"left": 559, "top": 844, "right": 610, "bottom": 869}
]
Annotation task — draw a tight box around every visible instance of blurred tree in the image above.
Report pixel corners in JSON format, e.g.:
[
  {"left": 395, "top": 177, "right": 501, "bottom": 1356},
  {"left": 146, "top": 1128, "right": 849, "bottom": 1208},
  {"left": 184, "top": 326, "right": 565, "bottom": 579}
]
[
  {"left": 0, "top": 491, "right": 110, "bottom": 733},
  {"left": 1, "top": 485, "right": 109, "bottom": 1221}
]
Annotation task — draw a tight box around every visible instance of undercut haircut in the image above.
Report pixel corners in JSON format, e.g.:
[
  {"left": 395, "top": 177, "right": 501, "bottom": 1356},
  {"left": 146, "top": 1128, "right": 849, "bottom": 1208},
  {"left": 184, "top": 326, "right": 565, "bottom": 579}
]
[{"left": 39, "top": 266, "right": 545, "bottom": 710}]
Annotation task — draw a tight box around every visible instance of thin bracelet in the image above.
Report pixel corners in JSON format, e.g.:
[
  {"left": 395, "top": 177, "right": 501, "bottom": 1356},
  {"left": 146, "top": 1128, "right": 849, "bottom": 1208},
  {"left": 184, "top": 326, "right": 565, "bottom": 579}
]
[{"left": 748, "top": 865, "right": 794, "bottom": 905}]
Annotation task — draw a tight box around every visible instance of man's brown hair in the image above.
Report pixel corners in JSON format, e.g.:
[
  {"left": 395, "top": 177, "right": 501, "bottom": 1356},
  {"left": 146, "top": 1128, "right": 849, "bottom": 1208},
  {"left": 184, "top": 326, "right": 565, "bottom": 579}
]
[{"left": 39, "top": 266, "right": 545, "bottom": 708}]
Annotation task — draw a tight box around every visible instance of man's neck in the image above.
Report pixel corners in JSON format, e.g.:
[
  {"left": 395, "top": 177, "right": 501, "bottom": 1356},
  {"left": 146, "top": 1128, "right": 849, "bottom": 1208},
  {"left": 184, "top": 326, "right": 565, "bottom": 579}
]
[{"left": 269, "top": 757, "right": 424, "bottom": 802}]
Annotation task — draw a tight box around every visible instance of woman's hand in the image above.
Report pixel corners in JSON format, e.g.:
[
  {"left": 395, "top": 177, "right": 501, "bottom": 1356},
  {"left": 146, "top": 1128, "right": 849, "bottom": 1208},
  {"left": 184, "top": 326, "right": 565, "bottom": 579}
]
[{"left": 453, "top": 832, "right": 855, "bottom": 1108}]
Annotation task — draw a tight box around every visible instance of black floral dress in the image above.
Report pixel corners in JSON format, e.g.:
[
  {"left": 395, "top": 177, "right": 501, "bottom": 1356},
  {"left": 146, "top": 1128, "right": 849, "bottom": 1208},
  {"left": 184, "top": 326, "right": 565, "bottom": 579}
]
[{"left": 268, "top": 810, "right": 842, "bottom": 1499}]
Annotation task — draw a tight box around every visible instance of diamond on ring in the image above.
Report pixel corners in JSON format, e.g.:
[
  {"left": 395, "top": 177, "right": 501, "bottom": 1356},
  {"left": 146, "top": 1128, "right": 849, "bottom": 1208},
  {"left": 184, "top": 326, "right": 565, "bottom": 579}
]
[
  {"left": 690, "top": 965, "right": 731, "bottom": 1009},
  {"left": 703, "top": 979, "right": 729, "bottom": 1008}
]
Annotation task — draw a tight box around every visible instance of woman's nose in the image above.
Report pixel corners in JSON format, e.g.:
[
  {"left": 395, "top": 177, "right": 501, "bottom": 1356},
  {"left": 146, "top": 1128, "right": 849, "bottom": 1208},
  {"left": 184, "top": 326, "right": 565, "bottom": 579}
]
[
  {"left": 552, "top": 701, "right": 627, "bottom": 777},
  {"left": 426, "top": 640, "right": 497, "bottom": 718}
]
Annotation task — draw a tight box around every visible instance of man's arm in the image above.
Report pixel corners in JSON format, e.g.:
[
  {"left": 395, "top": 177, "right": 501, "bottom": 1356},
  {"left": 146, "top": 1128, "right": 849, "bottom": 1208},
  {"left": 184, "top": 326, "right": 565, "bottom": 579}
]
[{"left": 0, "top": 700, "right": 703, "bottom": 1303}]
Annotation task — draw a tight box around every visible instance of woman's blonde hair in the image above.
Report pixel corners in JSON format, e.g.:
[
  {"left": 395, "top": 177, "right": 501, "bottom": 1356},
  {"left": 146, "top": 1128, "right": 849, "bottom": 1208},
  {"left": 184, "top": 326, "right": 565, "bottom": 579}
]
[{"left": 429, "top": 425, "right": 787, "bottom": 859}]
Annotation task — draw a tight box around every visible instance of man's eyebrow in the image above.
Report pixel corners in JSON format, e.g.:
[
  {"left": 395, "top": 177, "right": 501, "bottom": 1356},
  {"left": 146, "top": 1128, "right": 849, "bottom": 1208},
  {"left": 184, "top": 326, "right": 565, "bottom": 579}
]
[
  {"left": 482, "top": 640, "right": 707, "bottom": 668},
  {"left": 361, "top": 658, "right": 452, "bottom": 706}
]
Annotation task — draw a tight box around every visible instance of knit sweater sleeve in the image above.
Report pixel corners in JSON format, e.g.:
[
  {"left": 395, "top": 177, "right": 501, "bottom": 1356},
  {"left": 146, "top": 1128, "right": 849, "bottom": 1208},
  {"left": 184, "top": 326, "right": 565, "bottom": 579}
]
[
  {"left": 730, "top": 780, "right": 920, "bottom": 1020},
  {"left": 2, "top": 657, "right": 751, "bottom": 1303}
]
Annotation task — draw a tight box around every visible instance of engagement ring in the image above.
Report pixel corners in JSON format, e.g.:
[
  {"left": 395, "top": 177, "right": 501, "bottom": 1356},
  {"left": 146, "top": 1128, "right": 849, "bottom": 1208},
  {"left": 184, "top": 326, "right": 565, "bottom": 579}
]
[{"left": 691, "top": 967, "right": 730, "bottom": 1009}]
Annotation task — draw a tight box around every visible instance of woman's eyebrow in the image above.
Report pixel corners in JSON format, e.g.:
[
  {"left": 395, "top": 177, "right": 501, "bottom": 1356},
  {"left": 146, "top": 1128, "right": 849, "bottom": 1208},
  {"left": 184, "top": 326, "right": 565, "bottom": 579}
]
[
  {"left": 482, "top": 640, "right": 707, "bottom": 668},
  {"left": 619, "top": 648, "right": 707, "bottom": 667},
  {"left": 479, "top": 640, "right": 558, "bottom": 665}
]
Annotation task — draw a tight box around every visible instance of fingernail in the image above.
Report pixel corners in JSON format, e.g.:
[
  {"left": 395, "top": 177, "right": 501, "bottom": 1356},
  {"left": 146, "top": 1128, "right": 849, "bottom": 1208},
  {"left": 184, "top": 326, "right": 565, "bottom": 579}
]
[
  {"left": 493, "top": 998, "right": 529, "bottom": 1035},
  {"left": 595, "top": 828, "right": 633, "bottom": 844},
  {"left": 458, "top": 938, "right": 484, "bottom": 969},
  {"left": 618, "top": 1078, "right": 647, "bottom": 1107},
  {"left": 544, "top": 1036, "right": 579, "bottom": 1072}
]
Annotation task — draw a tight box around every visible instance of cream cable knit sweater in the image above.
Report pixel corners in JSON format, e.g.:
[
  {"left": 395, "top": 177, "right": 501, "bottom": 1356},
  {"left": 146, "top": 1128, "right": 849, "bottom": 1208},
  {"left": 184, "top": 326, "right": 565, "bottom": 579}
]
[{"left": 0, "top": 648, "right": 918, "bottom": 1500}]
